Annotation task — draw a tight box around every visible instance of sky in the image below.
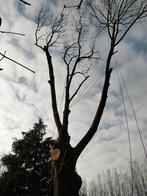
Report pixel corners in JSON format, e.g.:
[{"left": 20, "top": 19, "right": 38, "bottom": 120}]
[{"left": 0, "top": 0, "right": 147, "bottom": 182}]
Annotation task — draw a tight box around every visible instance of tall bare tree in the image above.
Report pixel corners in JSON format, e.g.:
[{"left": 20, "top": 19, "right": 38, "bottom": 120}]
[{"left": 35, "top": 1, "right": 147, "bottom": 196}]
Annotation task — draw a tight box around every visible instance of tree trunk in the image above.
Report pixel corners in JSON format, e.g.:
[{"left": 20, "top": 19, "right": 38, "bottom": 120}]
[{"left": 50, "top": 140, "right": 82, "bottom": 196}]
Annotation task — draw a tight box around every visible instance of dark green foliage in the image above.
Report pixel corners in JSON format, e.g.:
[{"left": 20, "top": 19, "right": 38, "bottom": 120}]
[{"left": 0, "top": 119, "right": 52, "bottom": 196}]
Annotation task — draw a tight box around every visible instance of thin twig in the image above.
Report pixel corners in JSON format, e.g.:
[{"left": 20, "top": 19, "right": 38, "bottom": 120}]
[
  {"left": 64, "top": 0, "right": 84, "bottom": 9},
  {"left": 0, "top": 51, "right": 6, "bottom": 62},
  {"left": 69, "top": 75, "right": 89, "bottom": 103}
]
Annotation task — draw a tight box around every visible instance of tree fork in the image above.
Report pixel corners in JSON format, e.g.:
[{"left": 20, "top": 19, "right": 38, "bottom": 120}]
[{"left": 34, "top": 1, "right": 147, "bottom": 195}]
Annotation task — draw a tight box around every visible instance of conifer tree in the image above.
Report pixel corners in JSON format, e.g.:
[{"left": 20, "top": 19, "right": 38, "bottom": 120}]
[{"left": 0, "top": 119, "right": 52, "bottom": 196}]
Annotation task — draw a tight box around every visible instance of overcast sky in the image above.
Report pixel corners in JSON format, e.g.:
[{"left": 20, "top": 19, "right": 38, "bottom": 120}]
[{"left": 0, "top": 0, "right": 147, "bottom": 181}]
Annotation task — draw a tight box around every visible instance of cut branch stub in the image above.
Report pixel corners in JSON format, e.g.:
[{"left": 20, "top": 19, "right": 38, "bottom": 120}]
[{"left": 50, "top": 148, "right": 61, "bottom": 161}]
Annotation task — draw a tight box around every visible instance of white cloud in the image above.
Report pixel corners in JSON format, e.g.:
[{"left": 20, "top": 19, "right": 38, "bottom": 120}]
[{"left": 0, "top": 0, "right": 147, "bottom": 183}]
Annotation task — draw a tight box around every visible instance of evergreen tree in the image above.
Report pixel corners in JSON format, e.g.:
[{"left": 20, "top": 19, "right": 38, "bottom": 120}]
[{"left": 0, "top": 119, "right": 52, "bottom": 196}]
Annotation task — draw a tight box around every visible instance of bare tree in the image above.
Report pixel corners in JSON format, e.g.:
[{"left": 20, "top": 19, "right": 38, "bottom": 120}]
[
  {"left": 83, "top": 159, "right": 147, "bottom": 196},
  {"left": 35, "top": 1, "right": 147, "bottom": 196}
]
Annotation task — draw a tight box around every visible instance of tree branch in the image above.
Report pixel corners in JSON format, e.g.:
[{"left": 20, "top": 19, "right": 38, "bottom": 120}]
[
  {"left": 20, "top": 0, "right": 31, "bottom": 6},
  {"left": 74, "top": 40, "right": 115, "bottom": 159},
  {"left": 44, "top": 47, "right": 62, "bottom": 134},
  {"left": 69, "top": 75, "right": 89, "bottom": 103},
  {"left": 35, "top": 7, "right": 67, "bottom": 135},
  {"left": 74, "top": 0, "right": 147, "bottom": 159},
  {"left": 35, "top": 7, "right": 65, "bottom": 49},
  {"left": 0, "top": 51, "right": 6, "bottom": 62},
  {"left": 62, "top": 19, "right": 83, "bottom": 133},
  {"left": 116, "top": 8, "right": 147, "bottom": 45},
  {"left": 77, "top": 0, "right": 84, "bottom": 9},
  {"left": 62, "top": 73, "right": 70, "bottom": 133},
  {"left": 62, "top": 17, "right": 98, "bottom": 134},
  {"left": 0, "top": 51, "right": 35, "bottom": 73},
  {"left": 0, "top": 31, "right": 25, "bottom": 36}
]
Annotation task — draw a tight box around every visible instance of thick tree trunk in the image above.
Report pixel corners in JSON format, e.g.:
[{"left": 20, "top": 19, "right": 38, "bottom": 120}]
[
  {"left": 50, "top": 141, "right": 82, "bottom": 196},
  {"left": 53, "top": 165, "right": 82, "bottom": 196}
]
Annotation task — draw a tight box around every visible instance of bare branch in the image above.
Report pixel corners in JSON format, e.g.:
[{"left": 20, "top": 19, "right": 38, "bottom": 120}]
[
  {"left": 116, "top": 7, "right": 147, "bottom": 45},
  {"left": 90, "top": 0, "right": 147, "bottom": 44},
  {"left": 44, "top": 46, "right": 62, "bottom": 134},
  {"left": 74, "top": 0, "right": 147, "bottom": 158},
  {"left": 20, "top": 0, "right": 31, "bottom": 6},
  {"left": 62, "top": 20, "right": 84, "bottom": 130},
  {"left": 62, "top": 20, "right": 83, "bottom": 130},
  {"left": 0, "top": 30, "right": 25, "bottom": 36},
  {"left": 62, "top": 17, "right": 99, "bottom": 134},
  {"left": 77, "top": 0, "right": 84, "bottom": 9},
  {"left": 35, "top": 7, "right": 48, "bottom": 50},
  {"left": 88, "top": 3, "right": 107, "bottom": 26},
  {"left": 35, "top": 7, "right": 67, "bottom": 135},
  {"left": 75, "top": 51, "right": 113, "bottom": 159},
  {"left": 69, "top": 75, "right": 89, "bottom": 103},
  {"left": 0, "top": 51, "right": 6, "bottom": 62},
  {"left": 0, "top": 51, "right": 35, "bottom": 73},
  {"left": 63, "top": 42, "right": 78, "bottom": 65},
  {"left": 35, "top": 7, "right": 66, "bottom": 49}
]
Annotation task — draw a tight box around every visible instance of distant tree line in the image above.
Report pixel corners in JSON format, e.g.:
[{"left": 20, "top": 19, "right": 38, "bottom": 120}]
[{"left": 80, "top": 159, "right": 147, "bottom": 196}]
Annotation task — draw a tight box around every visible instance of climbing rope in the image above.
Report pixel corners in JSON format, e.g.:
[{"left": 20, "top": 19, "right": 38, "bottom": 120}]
[
  {"left": 116, "top": 65, "right": 134, "bottom": 196},
  {"left": 116, "top": 60, "right": 147, "bottom": 159}
]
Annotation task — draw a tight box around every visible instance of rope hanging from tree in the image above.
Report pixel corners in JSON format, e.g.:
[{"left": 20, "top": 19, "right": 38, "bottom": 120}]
[
  {"left": 115, "top": 59, "right": 147, "bottom": 195},
  {"left": 116, "top": 65, "right": 134, "bottom": 196},
  {"left": 115, "top": 60, "right": 147, "bottom": 158}
]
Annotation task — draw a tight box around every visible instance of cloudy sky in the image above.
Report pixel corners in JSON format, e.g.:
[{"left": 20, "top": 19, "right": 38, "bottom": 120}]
[{"left": 0, "top": 0, "right": 147, "bottom": 181}]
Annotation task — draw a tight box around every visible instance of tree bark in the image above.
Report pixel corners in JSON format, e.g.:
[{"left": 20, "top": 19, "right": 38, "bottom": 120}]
[
  {"left": 50, "top": 141, "right": 82, "bottom": 196},
  {"left": 44, "top": 47, "right": 62, "bottom": 134},
  {"left": 34, "top": 1, "right": 147, "bottom": 194}
]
